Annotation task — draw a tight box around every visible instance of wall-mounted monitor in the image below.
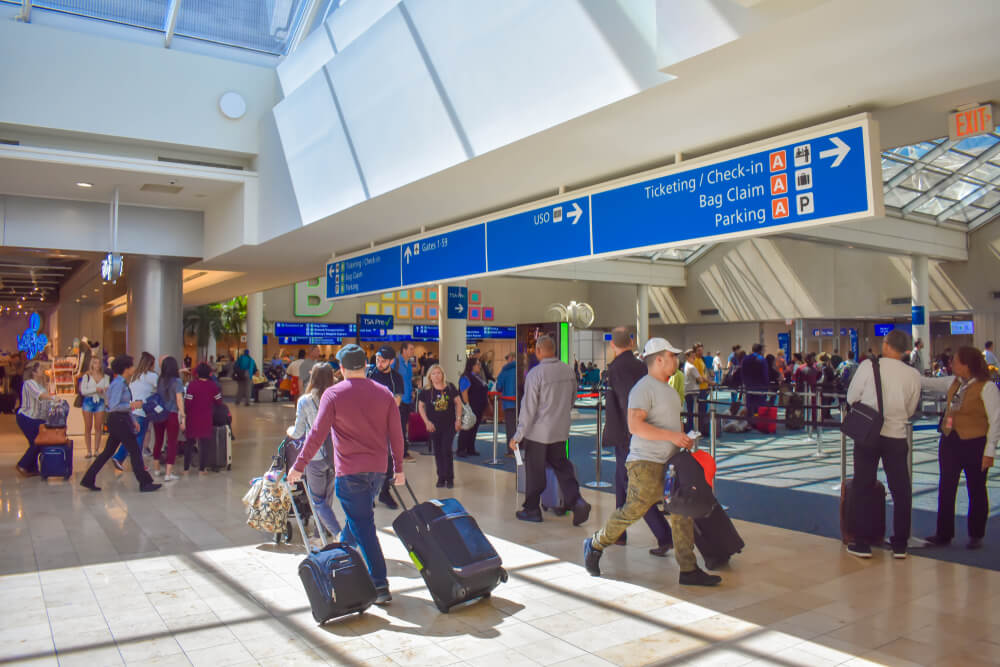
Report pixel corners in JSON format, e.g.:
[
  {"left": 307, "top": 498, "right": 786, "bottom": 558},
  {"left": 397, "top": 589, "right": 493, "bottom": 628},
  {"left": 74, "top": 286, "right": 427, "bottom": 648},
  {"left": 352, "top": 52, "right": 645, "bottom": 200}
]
[{"left": 950, "top": 320, "right": 974, "bottom": 335}]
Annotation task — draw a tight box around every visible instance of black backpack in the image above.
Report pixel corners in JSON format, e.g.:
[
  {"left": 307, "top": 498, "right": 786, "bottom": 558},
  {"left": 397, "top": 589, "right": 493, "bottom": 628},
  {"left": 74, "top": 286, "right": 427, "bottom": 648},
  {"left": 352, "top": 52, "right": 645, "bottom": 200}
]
[{"left": 663, "top": 450, "right": 716, "bottom": 519}]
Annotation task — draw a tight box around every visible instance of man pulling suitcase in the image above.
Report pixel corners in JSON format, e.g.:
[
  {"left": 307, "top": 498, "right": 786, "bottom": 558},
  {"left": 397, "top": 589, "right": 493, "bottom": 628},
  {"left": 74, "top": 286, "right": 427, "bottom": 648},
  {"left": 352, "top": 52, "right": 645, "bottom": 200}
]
[{"left": 288, "top": 344, "right": 405, "bottom": 605}]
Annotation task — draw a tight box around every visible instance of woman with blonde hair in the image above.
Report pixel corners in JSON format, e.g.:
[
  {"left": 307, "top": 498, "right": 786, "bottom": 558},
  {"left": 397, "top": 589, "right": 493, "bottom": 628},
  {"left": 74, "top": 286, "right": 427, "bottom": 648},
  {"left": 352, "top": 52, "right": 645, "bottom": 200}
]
[
  {"left": 288, "top": 363, "right": 342, "bottom": 538},
  {"left": 15, "top": 362, "right": 51, "bottom": 477},
  {"left": 79, "top": 356, "right": 109, "bottom": 457},
  {"left": 418, "top": 364, "right": 462, "bottom": 488}
]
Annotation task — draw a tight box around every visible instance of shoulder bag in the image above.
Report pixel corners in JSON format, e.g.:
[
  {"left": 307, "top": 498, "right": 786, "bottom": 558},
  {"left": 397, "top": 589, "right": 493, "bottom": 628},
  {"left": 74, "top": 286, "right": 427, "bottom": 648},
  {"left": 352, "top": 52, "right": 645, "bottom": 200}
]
[{"left": 840, "top": 356, "right": 884, "bottom": 447}]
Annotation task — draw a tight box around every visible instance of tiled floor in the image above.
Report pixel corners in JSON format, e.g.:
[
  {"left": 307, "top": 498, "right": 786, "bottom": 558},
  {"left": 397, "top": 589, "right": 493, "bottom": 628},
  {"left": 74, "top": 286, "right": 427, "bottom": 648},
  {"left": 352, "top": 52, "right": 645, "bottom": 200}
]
[{"left": 2, "top": 402, "right": 999, "bottom": 666}]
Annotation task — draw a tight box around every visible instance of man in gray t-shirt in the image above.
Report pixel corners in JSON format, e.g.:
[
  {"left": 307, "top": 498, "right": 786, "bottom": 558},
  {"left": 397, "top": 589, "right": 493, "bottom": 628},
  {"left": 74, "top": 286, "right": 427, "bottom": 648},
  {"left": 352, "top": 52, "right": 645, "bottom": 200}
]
[{"left": 584, "top": 338, "right": 722, "bottom": 587}]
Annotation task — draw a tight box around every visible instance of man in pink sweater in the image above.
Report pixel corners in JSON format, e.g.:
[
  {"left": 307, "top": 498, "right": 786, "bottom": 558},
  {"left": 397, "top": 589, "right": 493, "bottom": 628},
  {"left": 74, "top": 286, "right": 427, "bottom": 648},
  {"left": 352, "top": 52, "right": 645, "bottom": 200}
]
[{"left": 288, "top": 344, "right": 405, "bottom": 604}]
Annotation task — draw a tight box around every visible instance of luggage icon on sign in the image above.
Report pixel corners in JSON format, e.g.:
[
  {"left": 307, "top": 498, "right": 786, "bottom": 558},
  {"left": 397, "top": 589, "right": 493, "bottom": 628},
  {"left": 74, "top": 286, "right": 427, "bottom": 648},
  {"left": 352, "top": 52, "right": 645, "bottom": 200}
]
[
  {"left": 552, "top": 206, "right": 563, "bottom": 223},
  {"left": 795, "top": 168, "right": 813, "bottom": 190}
]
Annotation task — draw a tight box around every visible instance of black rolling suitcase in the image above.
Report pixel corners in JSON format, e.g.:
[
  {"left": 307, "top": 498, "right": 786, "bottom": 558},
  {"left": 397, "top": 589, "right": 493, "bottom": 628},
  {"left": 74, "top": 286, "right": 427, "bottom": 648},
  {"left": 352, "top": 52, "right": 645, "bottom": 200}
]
[
  {"left": 200, "top": 425, "right": 230, "bottom": 471},
  {"left": 694, "top": 503, "right": 744, "bottom": 570},
  {"left": 392, "top": 481, "right": 508, "bottom": 613},
  {"left": 285, "top": 481, "right": 376, "bottom": 623},
  {"left": 840, "top": 479, "right": 886, "bottom": 545},
  {"left": 784, "top": 393, "right": 805, "bottom": 430}
]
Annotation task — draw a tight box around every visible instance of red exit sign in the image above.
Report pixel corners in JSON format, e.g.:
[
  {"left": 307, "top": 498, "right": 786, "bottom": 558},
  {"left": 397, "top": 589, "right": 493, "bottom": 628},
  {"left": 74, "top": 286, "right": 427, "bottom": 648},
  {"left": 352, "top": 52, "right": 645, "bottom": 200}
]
[{"left": 948, "top": 103, "right": 994, "bottom": 141}]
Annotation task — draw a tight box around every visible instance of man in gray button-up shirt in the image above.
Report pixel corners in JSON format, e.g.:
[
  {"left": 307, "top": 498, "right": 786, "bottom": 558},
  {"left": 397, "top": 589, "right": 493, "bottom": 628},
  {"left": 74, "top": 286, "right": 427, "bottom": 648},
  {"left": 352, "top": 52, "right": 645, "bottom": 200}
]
[{"left": 512, "top": 336, "right": 591, "bottom": 525}]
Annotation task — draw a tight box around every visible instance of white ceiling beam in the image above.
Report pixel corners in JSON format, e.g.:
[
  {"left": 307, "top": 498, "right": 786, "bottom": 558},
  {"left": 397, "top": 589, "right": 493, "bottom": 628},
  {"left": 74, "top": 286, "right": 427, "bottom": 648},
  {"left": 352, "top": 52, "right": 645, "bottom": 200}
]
[
  {"left": 163, "top": 0, "right": 181, "bottom": 48},
  {"left": 284, "top": 0, "right": 325, "bottom": 56},
  {"left": 783, "top": 215, "right": 968, "bottom": 262},
  {"left": 511, "top": 258, "right": 686, "bottom": 287},
  {"left": 15, "top": 0, "right": 31, "bottom": 22}
]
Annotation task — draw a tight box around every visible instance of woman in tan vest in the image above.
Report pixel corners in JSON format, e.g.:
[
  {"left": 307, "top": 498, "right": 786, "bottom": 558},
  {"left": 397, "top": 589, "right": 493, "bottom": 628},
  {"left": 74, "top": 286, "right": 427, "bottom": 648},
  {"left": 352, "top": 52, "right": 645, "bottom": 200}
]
[{"left": 921, "top": 346, "right": 997, "bottom": 550}]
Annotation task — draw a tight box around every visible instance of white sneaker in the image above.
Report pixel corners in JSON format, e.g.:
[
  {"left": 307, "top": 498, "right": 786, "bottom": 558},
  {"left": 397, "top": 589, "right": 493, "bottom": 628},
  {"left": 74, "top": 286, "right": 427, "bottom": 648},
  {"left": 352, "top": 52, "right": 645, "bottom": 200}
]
[
  {"left": 154, "top": 469, "right": 164, "bottom": 477},
  {"left": 163, "top": 473, "right": 179, "bottom": 482}
]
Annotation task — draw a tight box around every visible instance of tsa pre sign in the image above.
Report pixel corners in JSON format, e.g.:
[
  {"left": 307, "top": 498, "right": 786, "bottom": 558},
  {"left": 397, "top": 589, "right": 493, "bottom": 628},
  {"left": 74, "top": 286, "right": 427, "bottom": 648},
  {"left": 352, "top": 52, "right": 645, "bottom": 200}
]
[{"left": 591, "top": 123, "right": 875, "bottom": 255}]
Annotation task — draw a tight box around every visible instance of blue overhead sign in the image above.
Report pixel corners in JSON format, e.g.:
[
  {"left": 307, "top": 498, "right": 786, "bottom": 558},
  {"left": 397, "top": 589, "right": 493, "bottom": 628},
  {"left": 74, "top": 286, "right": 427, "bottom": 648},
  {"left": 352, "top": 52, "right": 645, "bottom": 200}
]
[
  {"left": 327, "top": 246, "right": 401, "bottom": 298},
  {"left": 447, "top": 286, "right": 468, "bottom": 319},
  {"left": 592, "top": 127, "right": 870, "bottom": 254},
  {"left": 325, "top": 117, "right": 878, "bottom": 300},
  {"left": 874, "top": 323, "right": 895, "bottom": 337},
  {"left": 401, "top": 225, "right": 486, "bottom": 286},
  {"left": 486, "top": 196, "right": 591, "bottom": 272}
]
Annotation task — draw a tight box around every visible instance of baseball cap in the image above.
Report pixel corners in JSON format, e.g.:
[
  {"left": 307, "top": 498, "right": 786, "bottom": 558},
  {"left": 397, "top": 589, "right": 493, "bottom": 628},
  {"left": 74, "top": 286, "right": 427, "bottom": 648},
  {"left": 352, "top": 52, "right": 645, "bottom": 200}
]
[
  {"left": 337, "top": 344, "right": 368, "bottom": 370},
  {"left": 641, "top": 337, "right": 682, "bottom": 359},
  {"left": 377, "top": 345, "right": 396, "bottom": 360}
]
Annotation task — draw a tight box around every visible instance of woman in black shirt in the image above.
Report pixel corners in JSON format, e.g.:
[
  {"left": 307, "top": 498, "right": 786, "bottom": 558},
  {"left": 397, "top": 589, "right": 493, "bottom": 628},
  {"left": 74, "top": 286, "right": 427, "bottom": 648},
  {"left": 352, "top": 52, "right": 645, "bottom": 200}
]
[{"left": 418, "top": 364, "right": 462, "bottom": 488}]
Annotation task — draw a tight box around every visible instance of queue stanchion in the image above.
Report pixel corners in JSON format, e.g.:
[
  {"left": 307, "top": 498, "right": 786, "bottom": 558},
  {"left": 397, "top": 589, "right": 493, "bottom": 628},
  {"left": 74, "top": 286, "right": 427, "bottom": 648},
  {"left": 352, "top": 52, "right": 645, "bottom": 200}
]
[
  {"left": 585, "top": 394, "right": 611, "bottom": 489},
  {"left": 834, "top": 409, "right": 847, "bottom": 491},
  {"left": 486, "top": 392, "right": 503, "bottom": 466},
  {"left": 904, "top": 421, "right": 925, "bottom": 549}
]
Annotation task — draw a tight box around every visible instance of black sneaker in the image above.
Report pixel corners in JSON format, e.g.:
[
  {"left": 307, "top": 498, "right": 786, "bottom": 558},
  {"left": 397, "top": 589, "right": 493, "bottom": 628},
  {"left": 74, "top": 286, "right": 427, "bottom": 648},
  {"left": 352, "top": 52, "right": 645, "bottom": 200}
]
[
  {"left": 374, "top": 587, "right": 392, "bottom": 605},
  {"left": 583, "top": 537, "right": 602, "bottom": 577},
  {"left": 892, "top": 544, "right": 907, "bottom": 559},
  {"left": 80, "top": 481, "right": 101, "bottom": 492},
  {"left": 379, "top": 495, "right": 398, "bottom": 510},
  {"left": 571, "top": 499, "right": 592, "bottom": 526},
  {"left": 446, "top": 481, "right": 454, "bottom": 489},
  {"left": 924, "top": 535, "right": 952, "bottom": 547},
  {"left": 515, "top": 509, "right": 543, "bottom": 523},
  {"left": 967, "top": 537, "right": 983, "bottom": 550},
  {"left": 140, "top": 484, "right": 162, "bottom": 493},
  {"left": 846, "top": 542, "right": 872, "bottom": 558},
  {"left": 435, "top": 481, "right": 446, "bottom": 488},
  {"left": 679, "top": 568, "right": 722, "bottom": 587}
]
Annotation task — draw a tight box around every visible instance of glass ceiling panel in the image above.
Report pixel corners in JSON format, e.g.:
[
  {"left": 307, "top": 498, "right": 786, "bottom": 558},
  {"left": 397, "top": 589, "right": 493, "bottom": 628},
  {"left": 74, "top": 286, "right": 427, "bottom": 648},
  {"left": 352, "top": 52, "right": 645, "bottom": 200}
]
[
  {"left": 31, "top": 0, "right": 168, "bottom": 30},
  {"left": 882, "top": 126, "right": 1000, "bottom": 227},
  {"left": 175, "top": 0, "right": 309, "bottom": 54},
  {"left": 7, "top": 0, "right": 335, "bottom": 56}
]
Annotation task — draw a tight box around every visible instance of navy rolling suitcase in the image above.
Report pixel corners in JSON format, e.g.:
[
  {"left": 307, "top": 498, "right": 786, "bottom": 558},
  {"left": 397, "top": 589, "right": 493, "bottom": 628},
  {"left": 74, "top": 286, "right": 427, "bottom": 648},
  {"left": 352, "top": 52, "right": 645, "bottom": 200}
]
[
  {"left": 540, "top": 465, "right": 568, "bottom": 514},
  {"left": 694, "top": 503, "right": 744, "bottom": 570},
  {"left": 286, "top": 481, "right": 376, "bottom": 623},
  {"left": 39, "top": 440, "right": 73, "bottom": 480},
  {"left": 393, "top": 482, "right": 507, "bottom": 613}
]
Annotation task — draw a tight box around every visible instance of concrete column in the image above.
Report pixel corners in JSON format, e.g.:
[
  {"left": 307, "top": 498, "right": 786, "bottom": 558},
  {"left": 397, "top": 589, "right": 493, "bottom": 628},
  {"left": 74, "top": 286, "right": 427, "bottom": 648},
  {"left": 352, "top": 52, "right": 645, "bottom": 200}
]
[
  {"left": 636, "top": 284, "right": 650, "bottom": 347},
  {"left": 833, "top": 319, "right": 841, "bottom": 354},
  {"left": 247, "top": 292, "right": 264, "bottom": 372},
  {"left": 438, "top": 283, "right": 467, "bottom": 384},
  {"left": 126, "top": 256, "right": 183, "bottom": 361},
  {"left": 911, "top": 255, "right": 930, "bottom": 362},
  {"left": 794, "top": 319, "right": 804, "bottom": 355}
]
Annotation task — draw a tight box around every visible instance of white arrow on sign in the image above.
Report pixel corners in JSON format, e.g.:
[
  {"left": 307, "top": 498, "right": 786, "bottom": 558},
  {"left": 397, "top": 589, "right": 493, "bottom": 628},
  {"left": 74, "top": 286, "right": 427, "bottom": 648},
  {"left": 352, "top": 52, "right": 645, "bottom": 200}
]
[
  {"left": 567, "top": 202, "right": 583, "bottom": 225},
  {"left": 455, "top": 303, "right": 465, "bottom": 314},
  {"left": 404, "top": 246, "right": 412, "bottom": 264},
  {"left": 819, "top": 136, "right": 850, "bottom": 168}
]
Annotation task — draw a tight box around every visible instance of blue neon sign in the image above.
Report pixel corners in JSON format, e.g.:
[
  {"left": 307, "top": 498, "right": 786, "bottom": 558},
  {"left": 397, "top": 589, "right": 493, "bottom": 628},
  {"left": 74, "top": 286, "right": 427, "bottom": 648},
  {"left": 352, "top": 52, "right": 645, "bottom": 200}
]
[{"left": 18, "top": 312, "right": 48, "bottom": 360}]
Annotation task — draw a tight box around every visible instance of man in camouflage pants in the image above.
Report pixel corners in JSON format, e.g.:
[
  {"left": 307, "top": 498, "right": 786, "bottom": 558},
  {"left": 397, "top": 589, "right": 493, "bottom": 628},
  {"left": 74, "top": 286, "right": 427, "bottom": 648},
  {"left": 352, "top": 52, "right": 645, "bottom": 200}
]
[{"left": 583, "top": 338, "right": 722, "bottom": 587}]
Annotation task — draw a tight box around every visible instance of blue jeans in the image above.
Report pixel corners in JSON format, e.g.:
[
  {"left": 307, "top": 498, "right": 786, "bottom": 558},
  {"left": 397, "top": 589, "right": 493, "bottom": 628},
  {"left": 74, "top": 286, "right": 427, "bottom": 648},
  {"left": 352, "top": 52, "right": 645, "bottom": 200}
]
[
  {"left": 334, "top": 472, "right": 388, "bottom": 589},
  {"left": 306, "top": 460, "right": 342, "bottom": 538},
  {"left": 113, "top": 415, "right": 148, "bottom": 463}
]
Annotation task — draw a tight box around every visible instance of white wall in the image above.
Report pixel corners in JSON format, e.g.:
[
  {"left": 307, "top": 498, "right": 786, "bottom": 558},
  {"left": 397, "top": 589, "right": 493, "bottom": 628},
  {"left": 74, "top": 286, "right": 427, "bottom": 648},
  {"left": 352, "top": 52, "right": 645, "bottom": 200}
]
[
  {"left": 1, "top": 195, "right": 203, "bottom": 258},
  {"left": 0, "top": 18, "right": 280, "bottom": 156}
]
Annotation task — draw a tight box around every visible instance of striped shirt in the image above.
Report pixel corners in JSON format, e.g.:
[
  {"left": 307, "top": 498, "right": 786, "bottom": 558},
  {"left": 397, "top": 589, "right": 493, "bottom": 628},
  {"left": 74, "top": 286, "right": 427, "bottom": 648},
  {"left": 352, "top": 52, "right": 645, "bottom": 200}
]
[{"left": 18, "top": 379, "right": 46, "bottom": 420}]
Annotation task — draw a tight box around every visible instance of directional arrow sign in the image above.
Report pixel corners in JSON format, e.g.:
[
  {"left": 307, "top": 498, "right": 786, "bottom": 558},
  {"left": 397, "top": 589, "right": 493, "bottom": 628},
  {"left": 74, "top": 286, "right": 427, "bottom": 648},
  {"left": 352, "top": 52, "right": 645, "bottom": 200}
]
[
  {"left": 326, "top": 116, "right": 877, "bottom": 300},
  {"left": 486, "top": 196, "right": 590, "bottom": 272},
  {"left": 567, "top": 201, "right": 583, "bottom": 225},
  {"left": 819, "top": 136, "right": 851, "bottom": 167},
  {"left": 447, "top": 286, "right": 468, "bottom": 319}
]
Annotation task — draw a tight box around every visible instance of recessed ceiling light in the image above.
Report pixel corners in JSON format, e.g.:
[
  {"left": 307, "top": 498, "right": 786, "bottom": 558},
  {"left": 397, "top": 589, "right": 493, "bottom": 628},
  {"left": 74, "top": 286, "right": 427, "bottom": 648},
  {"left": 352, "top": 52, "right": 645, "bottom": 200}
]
[{"left": 76, "top": 182, "right": 93, "bottom": 188}]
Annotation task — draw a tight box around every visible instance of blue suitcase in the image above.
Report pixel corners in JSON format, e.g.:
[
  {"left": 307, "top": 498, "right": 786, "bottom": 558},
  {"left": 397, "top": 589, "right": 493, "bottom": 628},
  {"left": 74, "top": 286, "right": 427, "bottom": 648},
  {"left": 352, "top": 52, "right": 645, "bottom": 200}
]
[
  {"left": 39, "top": 440, "right": 73, "bottom": 480},
  {"left": 286, "top": 481, "right": 375, "bottom": 623},
  {"left": 540, "top": 465, "right": 570, "bottom": 515}
]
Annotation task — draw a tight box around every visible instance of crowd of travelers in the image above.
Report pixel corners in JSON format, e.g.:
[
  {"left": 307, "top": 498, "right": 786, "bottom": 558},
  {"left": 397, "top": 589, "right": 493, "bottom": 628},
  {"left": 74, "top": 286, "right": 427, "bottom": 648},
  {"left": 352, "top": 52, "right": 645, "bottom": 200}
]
[{"left": 11, "top": 327, "right": 997, "bottom": 605}]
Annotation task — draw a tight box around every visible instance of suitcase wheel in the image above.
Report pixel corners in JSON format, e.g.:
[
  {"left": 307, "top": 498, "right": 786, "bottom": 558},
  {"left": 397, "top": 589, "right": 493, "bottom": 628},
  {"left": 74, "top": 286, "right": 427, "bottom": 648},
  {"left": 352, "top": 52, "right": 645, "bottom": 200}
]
[{"left": 435, "top": 599, "right": 451, "bottom": 613}]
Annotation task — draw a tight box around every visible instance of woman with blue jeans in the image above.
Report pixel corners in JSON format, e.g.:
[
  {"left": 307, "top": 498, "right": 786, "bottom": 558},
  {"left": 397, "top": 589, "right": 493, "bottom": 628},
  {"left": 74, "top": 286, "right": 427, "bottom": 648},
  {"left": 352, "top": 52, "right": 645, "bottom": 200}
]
[
  {"left": 112, "top": 352, "right": 156, "bottom": 470},
  {"left": 287, "top": 362, "right": 342, "bottom": 540},
  {"left": 15, "top": 362, "right": 50, "bottom": 477},
  {"left": 79, "top": 357, "right": 109, "bottom": 458}
]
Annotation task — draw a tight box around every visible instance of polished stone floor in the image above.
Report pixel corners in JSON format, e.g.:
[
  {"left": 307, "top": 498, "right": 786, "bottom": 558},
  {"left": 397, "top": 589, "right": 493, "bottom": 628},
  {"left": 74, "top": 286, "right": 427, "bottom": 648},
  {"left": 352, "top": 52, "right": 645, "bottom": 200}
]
[{"left": 2, "top": 402, "right": 999, "bottom": 666}]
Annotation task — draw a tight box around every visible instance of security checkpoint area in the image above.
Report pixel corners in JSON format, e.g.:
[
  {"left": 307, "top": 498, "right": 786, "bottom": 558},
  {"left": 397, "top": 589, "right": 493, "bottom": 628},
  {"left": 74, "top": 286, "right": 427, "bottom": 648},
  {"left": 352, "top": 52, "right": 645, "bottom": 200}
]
[{"left": 3, "top": 1, "right": 1000, "bottom": 666}]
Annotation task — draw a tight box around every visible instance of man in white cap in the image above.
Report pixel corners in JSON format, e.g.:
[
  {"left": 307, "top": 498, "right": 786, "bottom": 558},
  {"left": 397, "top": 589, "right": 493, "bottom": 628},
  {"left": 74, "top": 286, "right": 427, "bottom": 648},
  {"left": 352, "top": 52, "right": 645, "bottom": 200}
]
[{"left": 584, "top": 338, "right": 722, "bottom": 587}]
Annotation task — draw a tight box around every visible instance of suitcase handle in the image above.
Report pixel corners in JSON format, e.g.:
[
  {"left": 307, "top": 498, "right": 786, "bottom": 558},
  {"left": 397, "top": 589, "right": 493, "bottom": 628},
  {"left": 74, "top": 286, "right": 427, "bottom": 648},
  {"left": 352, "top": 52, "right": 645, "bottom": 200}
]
[
  {"left": 282, "top": 477, "right": 330, "bottom": 553},
  {"left": 390, "top": 479, "right": 434, "bottom": 535}
]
